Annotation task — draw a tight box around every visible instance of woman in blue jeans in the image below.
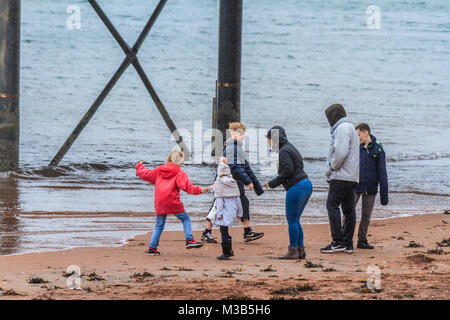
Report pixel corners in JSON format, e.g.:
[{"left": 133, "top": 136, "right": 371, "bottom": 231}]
[{"left": 264, "top": 126, "right": 313, "bottom": 259}]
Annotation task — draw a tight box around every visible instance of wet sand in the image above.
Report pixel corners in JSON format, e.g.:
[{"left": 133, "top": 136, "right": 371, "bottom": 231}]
[{"left": 0, "top": 213, "right": 448, "bottom": 300}]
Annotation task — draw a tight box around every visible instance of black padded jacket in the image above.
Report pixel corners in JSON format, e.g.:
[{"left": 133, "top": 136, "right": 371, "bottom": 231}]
[{"left": 267, "top": 126, "right": 308, "bottom": 191}]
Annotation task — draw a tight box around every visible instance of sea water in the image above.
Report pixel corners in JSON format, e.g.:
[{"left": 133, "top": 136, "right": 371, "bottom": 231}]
[{"left": 0, "top": 0, "right": 449, "bottom": 254}]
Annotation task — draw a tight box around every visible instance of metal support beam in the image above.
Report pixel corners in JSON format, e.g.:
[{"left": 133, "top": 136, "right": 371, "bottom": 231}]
[
  {"left": 213, "top": 0, "right": 242, "bottom": 148},
  {"left": 88, "top": 0, "right": 189, "bottom": 155},
  {"left": 49, "top": 0, "right": 190, "bottom": 166},
  {"left": 0, "top": 0, "right": 21, "bottom": 172}
]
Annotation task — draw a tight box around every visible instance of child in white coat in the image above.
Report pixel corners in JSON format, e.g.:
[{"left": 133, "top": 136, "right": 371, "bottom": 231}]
[{"left": 213, "top": 158, "right": 243, "bottom": 260}]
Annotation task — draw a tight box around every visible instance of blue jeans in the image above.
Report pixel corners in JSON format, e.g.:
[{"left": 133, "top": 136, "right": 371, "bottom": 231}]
[
  {"left": 149, "top": 212, "right": 193, "bottom": 249},
  {"left": 285, "top": 178, "right": 313, "bottom": 247}
]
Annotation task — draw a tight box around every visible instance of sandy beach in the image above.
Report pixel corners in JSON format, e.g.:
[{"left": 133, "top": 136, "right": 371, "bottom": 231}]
[{"left": 0, "top": 212, "right": 448, "bottom": 300}]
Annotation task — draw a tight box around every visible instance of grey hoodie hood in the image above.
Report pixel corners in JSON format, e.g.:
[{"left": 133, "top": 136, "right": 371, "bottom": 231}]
[
  {"left": 330, "top": 117, "right": 350, "bottom": 134},
  {"left": 214, "top": 175, "right": 241, "bottom": 198},
  {"left": 325, "top": 104, "right": 347, "bottom": 127}
]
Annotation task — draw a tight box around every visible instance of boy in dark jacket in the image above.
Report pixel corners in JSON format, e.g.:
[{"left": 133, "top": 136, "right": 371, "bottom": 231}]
[
  {"left": 202, "top": 122, "right": 265, "bottom": 243},
  {"left": 354, "top": 123, "right": 389, "bottom": 249}
]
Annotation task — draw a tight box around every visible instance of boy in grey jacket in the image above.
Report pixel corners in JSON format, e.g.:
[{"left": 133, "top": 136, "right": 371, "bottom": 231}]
[{"left": 321, "top": 104, "right": 360, "bottom": 254}]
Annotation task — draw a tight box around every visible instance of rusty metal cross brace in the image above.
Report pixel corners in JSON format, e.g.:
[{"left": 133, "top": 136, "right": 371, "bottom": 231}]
[{"left": 49, "top": 0, "right": 190, "bottom": 166}]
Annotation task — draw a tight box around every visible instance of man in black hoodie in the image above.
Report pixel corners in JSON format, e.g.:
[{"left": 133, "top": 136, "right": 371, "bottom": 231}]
[{"left": 321, "top": 104, "right": 360, "bottom": 254}]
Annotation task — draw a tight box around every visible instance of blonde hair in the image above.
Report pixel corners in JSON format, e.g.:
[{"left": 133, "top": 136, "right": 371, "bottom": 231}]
[
  {"left": 229, "top": 122, "right": 246, "bottom": 134},
  {"left": 166, "top": 149, "right": 184, "bottom": 166}
]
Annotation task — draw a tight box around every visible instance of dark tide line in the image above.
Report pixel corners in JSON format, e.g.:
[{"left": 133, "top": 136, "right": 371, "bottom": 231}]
[{"left": 9, "top": 151, "right": 450, "bottom": 178}]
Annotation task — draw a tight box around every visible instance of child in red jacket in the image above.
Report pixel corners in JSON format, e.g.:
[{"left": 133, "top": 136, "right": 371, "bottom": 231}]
[{"left": 136, "top": 149, "right": 209, "bottom": 255}]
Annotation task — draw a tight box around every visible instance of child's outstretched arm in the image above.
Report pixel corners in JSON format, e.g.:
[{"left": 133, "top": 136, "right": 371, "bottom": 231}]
[
  {"left": 136, "top": 162, "right": 157, "bottom": 184},
  {"left": 216, "top": 198, "right": 224, "bottom": 221},
  {"left": 224, "top": 144, "right": 253, "bottom": 186},
  {"left": 236, "top": 198, "right": 243, "bottom": 219},
  {"left": 176, "top": 170, "right": 208, "bottom": 195},
  {"left": 245, "top": 160, "right": 264, "bottom": 195}
]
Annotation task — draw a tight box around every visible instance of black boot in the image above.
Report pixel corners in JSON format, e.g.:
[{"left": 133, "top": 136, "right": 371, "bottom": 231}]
[
  {"left": 298, "top": 246, "right": 306, "bottom": 259},
  {"left": 217, "top": 242, "right": 232, "bottom": 260},
  {"left": 229, "top": 237, "right": 234, "bottom": 257},
  {"left": 279, "top": 246, "right": 299, "bottom": 259}
]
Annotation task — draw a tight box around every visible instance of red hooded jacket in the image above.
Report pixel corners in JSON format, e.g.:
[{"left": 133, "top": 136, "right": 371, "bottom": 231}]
[{"left": 136, "top": 162, "right": 201, "bottom": 215}]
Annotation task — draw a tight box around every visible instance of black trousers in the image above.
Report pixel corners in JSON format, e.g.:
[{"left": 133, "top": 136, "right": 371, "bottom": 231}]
[
  {"left": 326, "top": 180, "right": 357, "bottom": 245},
  {"left": 220, "top": 226, "right": 231, "bottom": 244},
  {"left": 238, "top": 182, "right": 250, "bottom": 222}
]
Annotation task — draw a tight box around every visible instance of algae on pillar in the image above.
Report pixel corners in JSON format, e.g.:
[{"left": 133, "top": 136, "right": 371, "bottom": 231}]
[
  {"left": 213, "top": 0, "right": 242, "bottom": 151},
  {"left": 0, "top": 0, "right": 21, "bottom": 171}
]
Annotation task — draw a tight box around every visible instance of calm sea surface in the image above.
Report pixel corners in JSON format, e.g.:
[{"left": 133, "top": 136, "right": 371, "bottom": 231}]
[{"left": 1, "top": 0, "right": 449, "bottom": 254}]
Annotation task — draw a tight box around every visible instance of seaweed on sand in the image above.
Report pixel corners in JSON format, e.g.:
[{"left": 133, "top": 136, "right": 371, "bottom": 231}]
[
  {"left": 406, "top": 254, "right": 435, "bottom": 263},
  {"left": 437, "top": 238, "right": 450, "bottom": 247},
  {"left": 260, "top": 265, "right": 277, "bottom": 272},
  {"left": 62, "top": 271, "right": 75, "bottom": 278},
  {"left": 2, "top": 289, "right": 24, "bottom": 296},
  {"left": 160, "top": 267, "right": 172, "bottom": 271},
  {"left": 304, "top": 261, "right": 323, "bottom": 268},
  {"left": 359, "top": 287, "right": 382, "bottom": 294},
  {"left": 404, "top": 241, "right": 423, "bottom": 248},
  {"left": 176, "top": 267, "right": 194, "bottom": 271},
  {"left": 28, "top": 277, "right": 49, "bottom": 284},
  {"left": 217, "top": 270, "right": 236, "bottom": 278},
  {"left": 131, "top": 272, "right": 154, "bottom": 280},
  {"left": 86, "top": 272, "right": 105, "bottom": 281},
  {"left": 271, "top": 284, "right": 316, "bottom": 295},
  {"left": 427, "top": 245, "right": 445, "bottom": 255}
]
